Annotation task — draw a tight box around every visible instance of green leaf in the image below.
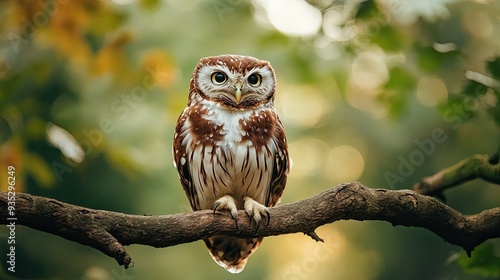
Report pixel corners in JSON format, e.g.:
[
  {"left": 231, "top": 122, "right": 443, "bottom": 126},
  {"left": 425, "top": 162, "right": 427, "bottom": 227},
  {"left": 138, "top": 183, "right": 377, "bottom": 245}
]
[
  {"left": 488, "top": 104, "right": 500, "bottom": 126},
  {"left": 355, "top": 0, "right": 380, "bottom": 20},
  {"left": 24, "top": 152, "right": 56, "bottom": 188},
  {"left": 0, "top": 116, "right": 11, "bottom": 144},
  {"left": 438, "top": 94, "right": 472, "bottom": 121},
  {"left": 486, "top": 57, "right": 500, "bottom": 79},
  {"left": 371, "top": 25, "right": 404, "bottom": 52},
  {"left": 461, "top": 80, "right": 488, "bottom": 96},
  {"left": 458, "top": 242, "right": 500, "bottom": 278},
  {"left": 384, "top": 67, "right": 414, "bottom": 92},
  {"left": 487, "top": 90, "right": 500, "bottom": 126},
  {"left": 379, "top": 67, "right": 414, "bottom": 117},
  {"left": 414, "top": 45, "right": 462, "bottom": 73},
  {"left": 139, "top": 0, "right": 160, "bottom": 10}
]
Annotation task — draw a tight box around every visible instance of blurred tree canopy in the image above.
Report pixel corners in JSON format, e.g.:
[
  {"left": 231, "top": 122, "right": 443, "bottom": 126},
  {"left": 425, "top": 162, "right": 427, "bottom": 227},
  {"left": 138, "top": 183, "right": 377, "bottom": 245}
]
[{"left": 0, "top": 0, "right": 499, "bottom": 279}]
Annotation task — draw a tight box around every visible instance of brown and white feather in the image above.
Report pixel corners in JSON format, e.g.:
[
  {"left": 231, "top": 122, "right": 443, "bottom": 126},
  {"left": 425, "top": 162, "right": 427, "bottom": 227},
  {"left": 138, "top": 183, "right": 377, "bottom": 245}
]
[{"left": 173, "top": 55, "right": 290, "bottom": 273}]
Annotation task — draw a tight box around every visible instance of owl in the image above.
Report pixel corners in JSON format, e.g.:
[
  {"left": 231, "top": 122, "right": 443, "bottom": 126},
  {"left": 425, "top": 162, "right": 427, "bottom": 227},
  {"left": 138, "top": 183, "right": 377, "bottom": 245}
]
[{"left": 172, "top": 54, "right": 290, "bottom": 273}]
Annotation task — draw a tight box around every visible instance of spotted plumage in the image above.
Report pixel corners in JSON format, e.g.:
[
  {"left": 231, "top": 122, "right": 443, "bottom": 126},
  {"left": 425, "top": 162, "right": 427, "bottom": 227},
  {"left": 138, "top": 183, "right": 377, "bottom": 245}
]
[{"left": 173, "top": 55, "right": 290, "bottom": 273}]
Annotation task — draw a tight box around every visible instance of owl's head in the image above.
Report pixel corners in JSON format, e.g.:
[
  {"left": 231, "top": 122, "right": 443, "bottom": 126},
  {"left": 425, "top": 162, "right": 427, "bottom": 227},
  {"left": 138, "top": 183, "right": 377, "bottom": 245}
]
[{"left": 189, "top": 55, "right": 276, "bottom": 109}]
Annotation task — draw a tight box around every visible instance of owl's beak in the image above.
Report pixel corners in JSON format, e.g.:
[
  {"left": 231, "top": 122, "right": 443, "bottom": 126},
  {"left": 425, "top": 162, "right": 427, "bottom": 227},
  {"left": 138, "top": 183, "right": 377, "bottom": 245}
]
[{"left": 235, "top": 83, "right": 242, "bottom": 103}]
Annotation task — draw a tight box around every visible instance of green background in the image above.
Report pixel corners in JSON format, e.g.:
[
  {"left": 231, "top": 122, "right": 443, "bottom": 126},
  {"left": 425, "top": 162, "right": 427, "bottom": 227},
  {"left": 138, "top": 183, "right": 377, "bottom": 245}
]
[{"left": 0, "top": 0, "right": 499, "bottom": 279}]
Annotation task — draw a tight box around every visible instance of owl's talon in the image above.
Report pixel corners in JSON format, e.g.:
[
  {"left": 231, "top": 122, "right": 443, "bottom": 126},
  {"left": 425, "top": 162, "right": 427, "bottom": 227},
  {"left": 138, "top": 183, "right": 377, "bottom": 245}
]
[
  {"left": 251, "top": 219, "right": 260, "bottom": 236},
  {"left": 213, "top": 201, "right": 221, "bottom": 216},
  {"left": 231, "top": 211, "right": 239, "bottom": 231},
  {"left": 243, "top": 196, "right": 269, "bottom": 235},
  {"left": 213, "top": 195, "right": 239, "bottom": 230},
  {"left": 247, "top": 209, "right": 253, "bottom": 226}
]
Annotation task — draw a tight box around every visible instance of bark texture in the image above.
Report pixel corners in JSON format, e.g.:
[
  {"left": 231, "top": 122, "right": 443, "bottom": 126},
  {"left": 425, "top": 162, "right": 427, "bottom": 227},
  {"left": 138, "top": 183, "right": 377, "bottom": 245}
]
[{"left": 1, "top": 182, "right": 499, "bottom": 268}]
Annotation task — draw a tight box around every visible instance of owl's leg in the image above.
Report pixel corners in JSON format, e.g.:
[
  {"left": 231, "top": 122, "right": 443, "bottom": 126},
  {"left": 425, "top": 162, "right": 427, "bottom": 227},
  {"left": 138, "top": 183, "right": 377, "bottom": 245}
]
[
  {"left": 243, "top": 196, "right": 270, "bottom": 235},
  {"left": 213, "top": 195, "right": 239, "bottom": 230}
]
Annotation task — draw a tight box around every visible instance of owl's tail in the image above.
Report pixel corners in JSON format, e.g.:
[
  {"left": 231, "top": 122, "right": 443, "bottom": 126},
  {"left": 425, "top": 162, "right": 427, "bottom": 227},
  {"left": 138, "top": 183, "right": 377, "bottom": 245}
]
[{"left": 203, "top": 236, "right": 263, "bottom": 274}]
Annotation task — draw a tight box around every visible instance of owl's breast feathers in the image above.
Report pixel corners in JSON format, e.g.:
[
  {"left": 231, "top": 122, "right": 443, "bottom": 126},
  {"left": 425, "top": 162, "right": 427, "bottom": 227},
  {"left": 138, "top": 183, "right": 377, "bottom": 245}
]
[
  {"left": 173, "top": 98, "right": 290, "bottom": 273},
  {"left": 173, "top": 99, "right": 289, "bottom": 210}
]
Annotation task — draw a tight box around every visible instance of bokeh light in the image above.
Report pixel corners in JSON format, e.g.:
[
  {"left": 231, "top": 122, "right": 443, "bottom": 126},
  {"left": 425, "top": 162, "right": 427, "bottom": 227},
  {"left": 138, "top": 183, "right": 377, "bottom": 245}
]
[
  {"left": 268, "top": 227, "right": 347, "bottom": 280},
  {"left": 351, "top": 51, "right": 389, "bottom": 91},
  {"left": 416, "top": 75, "right": 448, "bottom": 107},
  {"left": 385, "top": 0, "right": 455, "bottom": 25},
  {"left": 288, "top": 137, "right": 329, "bottom": 179},
  {"left": 276, "top": 83, "right": 331, "bottom": 127},
  {"left": 462, "top": 11, "right": 493, "bottom": 38},
  {"left": 322, "top": 8, "right": 355, "bottom": 42},
  {"left": 324, "top": 145, "right": 365, "bottom": 185},
  {"left": 257, "top": 0, "right": 322, "bottom": 37}
]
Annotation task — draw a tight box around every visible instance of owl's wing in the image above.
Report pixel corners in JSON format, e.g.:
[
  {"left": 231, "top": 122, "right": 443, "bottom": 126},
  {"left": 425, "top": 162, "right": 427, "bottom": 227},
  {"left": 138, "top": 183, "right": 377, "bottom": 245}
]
[
  {"left": 266, "top": 115, "right": 290, "bottom": 207},
  {"left": 173, "top": 108, "right": 200, "bottom": 210}
]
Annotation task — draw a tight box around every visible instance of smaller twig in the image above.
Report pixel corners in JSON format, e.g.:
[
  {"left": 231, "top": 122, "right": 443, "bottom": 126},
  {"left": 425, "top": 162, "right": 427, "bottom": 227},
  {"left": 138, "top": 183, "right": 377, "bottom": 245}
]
[
  {"left": 413, "top": 154, "right": 500, "bottom": 196},
  {"left": 304, "top": 231, "right": 324, "bottom": 242}
]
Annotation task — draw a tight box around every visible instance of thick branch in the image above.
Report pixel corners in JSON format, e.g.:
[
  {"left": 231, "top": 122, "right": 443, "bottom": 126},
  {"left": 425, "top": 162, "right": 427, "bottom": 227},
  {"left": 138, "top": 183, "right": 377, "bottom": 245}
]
[
  {"left": 1, "top": 182, "right": 500, "bottom": 268},
  {"left": 413, "top": 154, "right": 500, "bottom": 196}
]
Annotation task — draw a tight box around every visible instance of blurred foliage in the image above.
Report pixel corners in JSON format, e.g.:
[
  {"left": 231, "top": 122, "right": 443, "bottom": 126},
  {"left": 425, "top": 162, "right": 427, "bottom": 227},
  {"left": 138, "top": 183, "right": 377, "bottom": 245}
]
[
  {"left": 0, "top": 0, "right": 499, "bottom": 279},
  {"left": 439, "top": 56, "right": 500, "bottom": 127},
  {"left": 458, "top": 241, "right": 500, "bottom": 278}
]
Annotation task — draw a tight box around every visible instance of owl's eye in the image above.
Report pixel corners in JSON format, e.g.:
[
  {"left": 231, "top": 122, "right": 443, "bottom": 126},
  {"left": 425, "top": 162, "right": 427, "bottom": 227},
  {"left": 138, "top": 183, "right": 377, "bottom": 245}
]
[
  {"left": 248, "top": 74, "right": 262, "bottom": 87},
  {"left": 211, "top": 72, "right": 227, "bottom": 85}
]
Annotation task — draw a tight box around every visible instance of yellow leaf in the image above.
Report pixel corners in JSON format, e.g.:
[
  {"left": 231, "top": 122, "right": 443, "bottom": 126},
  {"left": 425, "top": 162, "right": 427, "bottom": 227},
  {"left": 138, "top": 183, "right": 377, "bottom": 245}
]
[
  {"left": 0, "top": 140, "right": 24, "bottom": 193},
  {"left": 92, "top": 31, "right": 132, "bottom": 75},
  {"left": 140, "top": 49, "right": 177, "bottom": 89},
  {"left": 24, "top": 152, "right": 56, "bottom": 188}
]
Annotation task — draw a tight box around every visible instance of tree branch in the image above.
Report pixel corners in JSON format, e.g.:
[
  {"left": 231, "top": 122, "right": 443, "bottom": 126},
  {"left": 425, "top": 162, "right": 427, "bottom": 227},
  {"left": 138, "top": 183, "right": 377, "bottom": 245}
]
[
  {"left": 413, "top": 154, "right": 500, "bottom": 196},
  {"left": 1, "top": 182, "right": 500, "bottom": 268}
]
